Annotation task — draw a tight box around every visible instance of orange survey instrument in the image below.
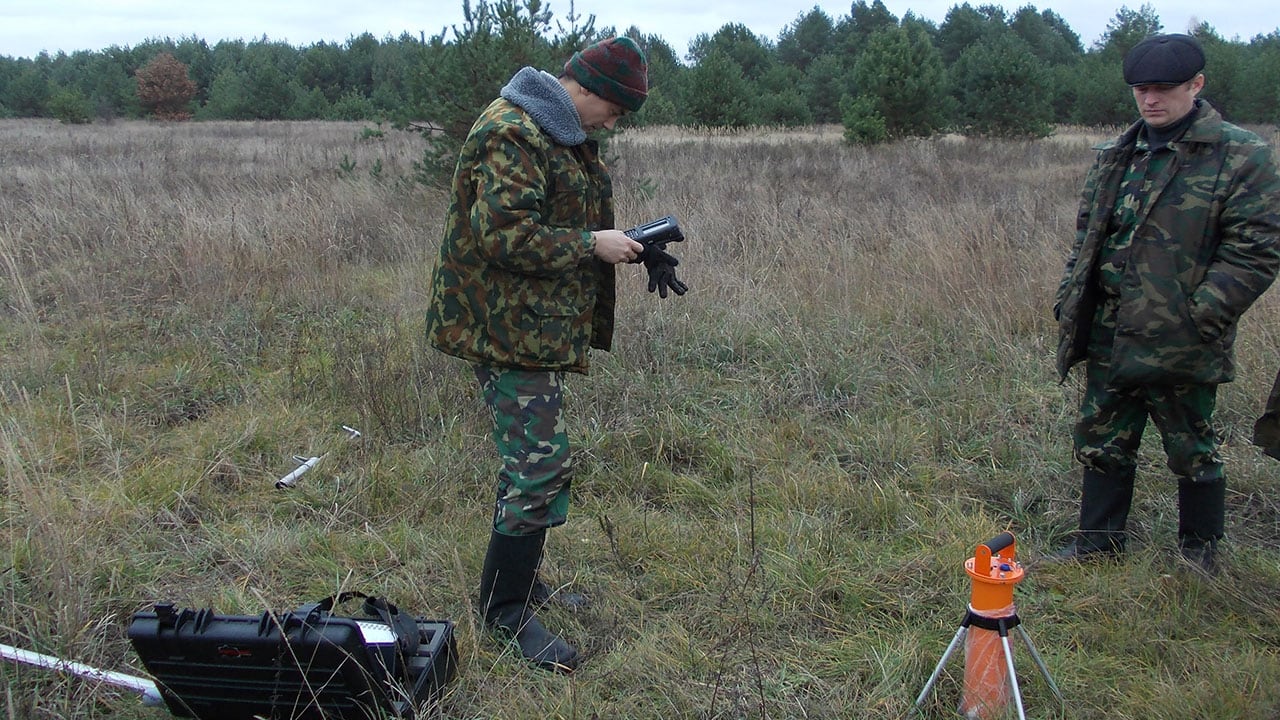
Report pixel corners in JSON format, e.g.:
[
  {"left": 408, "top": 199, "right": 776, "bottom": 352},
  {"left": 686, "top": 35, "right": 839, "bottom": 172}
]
[
  {"left": 965, "top": 532, "right": 1024, "bottom": 611},
  {"left": 914, "top": 532, "right": 1063, "bottom": 720}
]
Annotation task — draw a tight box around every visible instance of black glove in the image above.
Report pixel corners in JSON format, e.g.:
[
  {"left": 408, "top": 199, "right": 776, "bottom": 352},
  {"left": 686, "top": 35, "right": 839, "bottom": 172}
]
[
  {"left": 629, "top": 242, "right": 668, "bottom": 264},
  {"left": 641, "top": 246, "right": 688, "bottom": 298}
]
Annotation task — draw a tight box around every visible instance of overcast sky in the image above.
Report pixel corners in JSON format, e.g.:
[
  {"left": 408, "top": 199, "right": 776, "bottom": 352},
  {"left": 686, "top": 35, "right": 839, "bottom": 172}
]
[{"left": 2, "top": 0, "right": 1276, "bottom": 61}]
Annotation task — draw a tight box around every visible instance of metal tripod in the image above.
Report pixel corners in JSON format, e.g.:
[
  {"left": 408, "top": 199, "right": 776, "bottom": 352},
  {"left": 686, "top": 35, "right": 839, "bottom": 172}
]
[{"left": 914, "top": 608, "right": 1064, "bottom": 720}]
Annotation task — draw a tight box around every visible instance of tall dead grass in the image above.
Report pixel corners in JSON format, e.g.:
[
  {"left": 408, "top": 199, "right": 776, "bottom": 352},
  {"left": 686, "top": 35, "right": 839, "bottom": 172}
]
[{"left": 1, "top": 118, "right": 1279, "bottom": 719}]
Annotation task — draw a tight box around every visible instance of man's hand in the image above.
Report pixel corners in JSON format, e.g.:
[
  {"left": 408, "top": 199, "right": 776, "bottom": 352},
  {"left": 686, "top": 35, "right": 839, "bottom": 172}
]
[{"left": 591, "top": 230, "right": 644, "bottom": 265}]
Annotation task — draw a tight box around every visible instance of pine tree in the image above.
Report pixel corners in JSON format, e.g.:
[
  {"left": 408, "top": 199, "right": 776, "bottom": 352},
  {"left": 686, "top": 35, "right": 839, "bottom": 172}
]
[
  {"left": 407, "top": 0, "right": 596, "bottom": 183},
  {"left": 951, "top": 34, "right": 1054, "bottom": 138},
  {"left": 684, "top": 49, "right": 757, "bottom": 127},
  {"left": 851, "top": 25, "right": 948, "bottom": 138}
]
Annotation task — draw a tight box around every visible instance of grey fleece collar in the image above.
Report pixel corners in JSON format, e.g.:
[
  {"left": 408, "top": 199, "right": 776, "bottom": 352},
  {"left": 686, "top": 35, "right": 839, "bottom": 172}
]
[{"left": 500, "top": 67, "right": 586, "bottom": 146}]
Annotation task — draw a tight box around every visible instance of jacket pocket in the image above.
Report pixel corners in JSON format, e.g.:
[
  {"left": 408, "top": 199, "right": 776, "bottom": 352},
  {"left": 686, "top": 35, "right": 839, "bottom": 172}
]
[
  {"left": 1111, "top": 294, "right": 1232, "bottom": 385},
  {"left": 503, "top": 277, "right": 591, "bottom": 368}
]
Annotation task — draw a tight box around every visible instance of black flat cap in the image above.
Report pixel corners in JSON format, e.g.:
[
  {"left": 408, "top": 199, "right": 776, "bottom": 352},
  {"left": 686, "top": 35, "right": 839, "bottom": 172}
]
[{"left": 1123, "top": 34, "right": 1205, "bottom": 86}]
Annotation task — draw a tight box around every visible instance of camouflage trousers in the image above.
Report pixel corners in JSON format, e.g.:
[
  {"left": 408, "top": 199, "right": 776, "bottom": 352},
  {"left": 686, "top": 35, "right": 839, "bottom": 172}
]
[
  {"left": 473, "top": 365, "right": 573, "bottom": 536},
  {"left": 1074, "top": 299, "right": 1224, "bottom": 482}
]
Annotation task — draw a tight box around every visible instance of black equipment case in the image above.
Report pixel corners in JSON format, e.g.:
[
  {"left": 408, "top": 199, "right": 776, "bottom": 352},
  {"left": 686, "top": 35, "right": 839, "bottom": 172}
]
[{"left": 127, "top": 593, "right": 456, "bottom": 719}]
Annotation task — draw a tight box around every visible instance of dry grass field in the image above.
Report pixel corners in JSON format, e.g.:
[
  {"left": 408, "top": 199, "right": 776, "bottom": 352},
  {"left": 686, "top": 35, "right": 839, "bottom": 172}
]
[{"left": 1, "top": 117, "right": 1279, "bottom": 719}]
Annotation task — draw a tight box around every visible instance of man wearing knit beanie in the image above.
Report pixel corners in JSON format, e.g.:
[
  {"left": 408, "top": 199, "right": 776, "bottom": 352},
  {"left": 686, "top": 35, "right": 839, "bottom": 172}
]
[{"left": 425, "top": 37, "right": 682, "bottom": 674}]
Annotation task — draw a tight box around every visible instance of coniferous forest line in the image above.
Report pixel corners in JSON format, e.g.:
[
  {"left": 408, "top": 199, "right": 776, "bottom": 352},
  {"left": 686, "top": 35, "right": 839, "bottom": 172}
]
[{"left": 2, "top": 0, "right": 1278, "bottom": 143}]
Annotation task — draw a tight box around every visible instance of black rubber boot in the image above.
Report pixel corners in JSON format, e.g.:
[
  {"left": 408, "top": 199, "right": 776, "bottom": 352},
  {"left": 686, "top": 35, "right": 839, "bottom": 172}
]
[
  {"left": 1049, "top": 467, "right": 1134, "bottom": 562},
  {"left": 1178, "top": 479, "right": 1225, "bottom": 575},
  {"left": 532, "top": 577, "right": 591, "bottom": 611},
  {"left": 478, "top": 529, "right": 579, "bottom": 673},
  {"left": 1077, "top": 466, "right": 1134, "bottom": 553}
]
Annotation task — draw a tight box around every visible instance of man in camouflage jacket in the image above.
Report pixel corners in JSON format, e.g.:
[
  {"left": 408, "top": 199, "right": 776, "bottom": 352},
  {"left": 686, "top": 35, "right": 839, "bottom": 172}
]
[
  {"left": 1053, "top": 34, "right": 1280, "bottom": 572},
  {"left": 425, "top": 37, "right": 654, "bottom": 673}
]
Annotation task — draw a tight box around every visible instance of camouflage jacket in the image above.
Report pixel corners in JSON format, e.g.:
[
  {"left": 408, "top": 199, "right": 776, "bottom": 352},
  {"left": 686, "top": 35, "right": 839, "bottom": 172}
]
[
  {"left": 425, "top": 95, "right": 616, "bottom": 374},
  {"left": 1055, "top": 101, "right": 1280, "bottom": 386}
]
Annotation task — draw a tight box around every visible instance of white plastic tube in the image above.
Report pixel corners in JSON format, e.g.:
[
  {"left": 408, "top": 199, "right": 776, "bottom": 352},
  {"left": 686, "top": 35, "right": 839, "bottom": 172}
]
[
  {"left": 275, "top": 455, "right": 323, "bottom": 488},
  {"left": 0, "top": 642, "right": 163, "bottom": 706}
]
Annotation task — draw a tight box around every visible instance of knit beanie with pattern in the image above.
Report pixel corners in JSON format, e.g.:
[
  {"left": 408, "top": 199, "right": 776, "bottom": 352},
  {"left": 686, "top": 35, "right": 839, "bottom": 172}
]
[{"left": 564, "top": 37, "right": 648, "bottom": 112}]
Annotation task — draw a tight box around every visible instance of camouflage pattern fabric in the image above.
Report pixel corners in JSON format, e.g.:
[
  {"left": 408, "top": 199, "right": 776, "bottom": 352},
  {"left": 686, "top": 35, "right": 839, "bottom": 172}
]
[
  {"left": 474, "top": 365, "right": 573, "bottom": 535},
  {"left": 1056, "top": 101, "right": 1280, "bottom": 387},
  {"left": 1094, "top": 143, "right": 1156, "bottom": 298},
  {"left": 1075, "top": 298, "right": 1223, "bottom": 482},
  {"left": 1252, "top": 368, "right": 1280, "bottom": 459},
  {"left": 425, "top": 97, "right": 617, "bottom": 374}
]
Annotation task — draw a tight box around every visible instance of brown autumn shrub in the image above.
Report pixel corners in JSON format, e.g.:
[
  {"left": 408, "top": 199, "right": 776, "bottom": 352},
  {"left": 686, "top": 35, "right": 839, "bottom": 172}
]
[{"left": 136, "top": 52, "right": 197, "bottom": 121}]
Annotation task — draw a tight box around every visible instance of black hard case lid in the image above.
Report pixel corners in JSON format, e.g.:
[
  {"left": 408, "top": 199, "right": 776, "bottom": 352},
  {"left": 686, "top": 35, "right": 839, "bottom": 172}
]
[{"left": 127, "top": 603, "right": 455, "bottom": 719}]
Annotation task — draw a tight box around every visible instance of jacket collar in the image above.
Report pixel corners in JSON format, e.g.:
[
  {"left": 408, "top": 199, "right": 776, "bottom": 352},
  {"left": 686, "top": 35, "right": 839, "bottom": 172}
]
[
  {"left": 500, "top": 67, "right": 587, "bottom": 146},
  {"left": 1098, "top": 99, "right": 1223, "bottom": 153}
]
